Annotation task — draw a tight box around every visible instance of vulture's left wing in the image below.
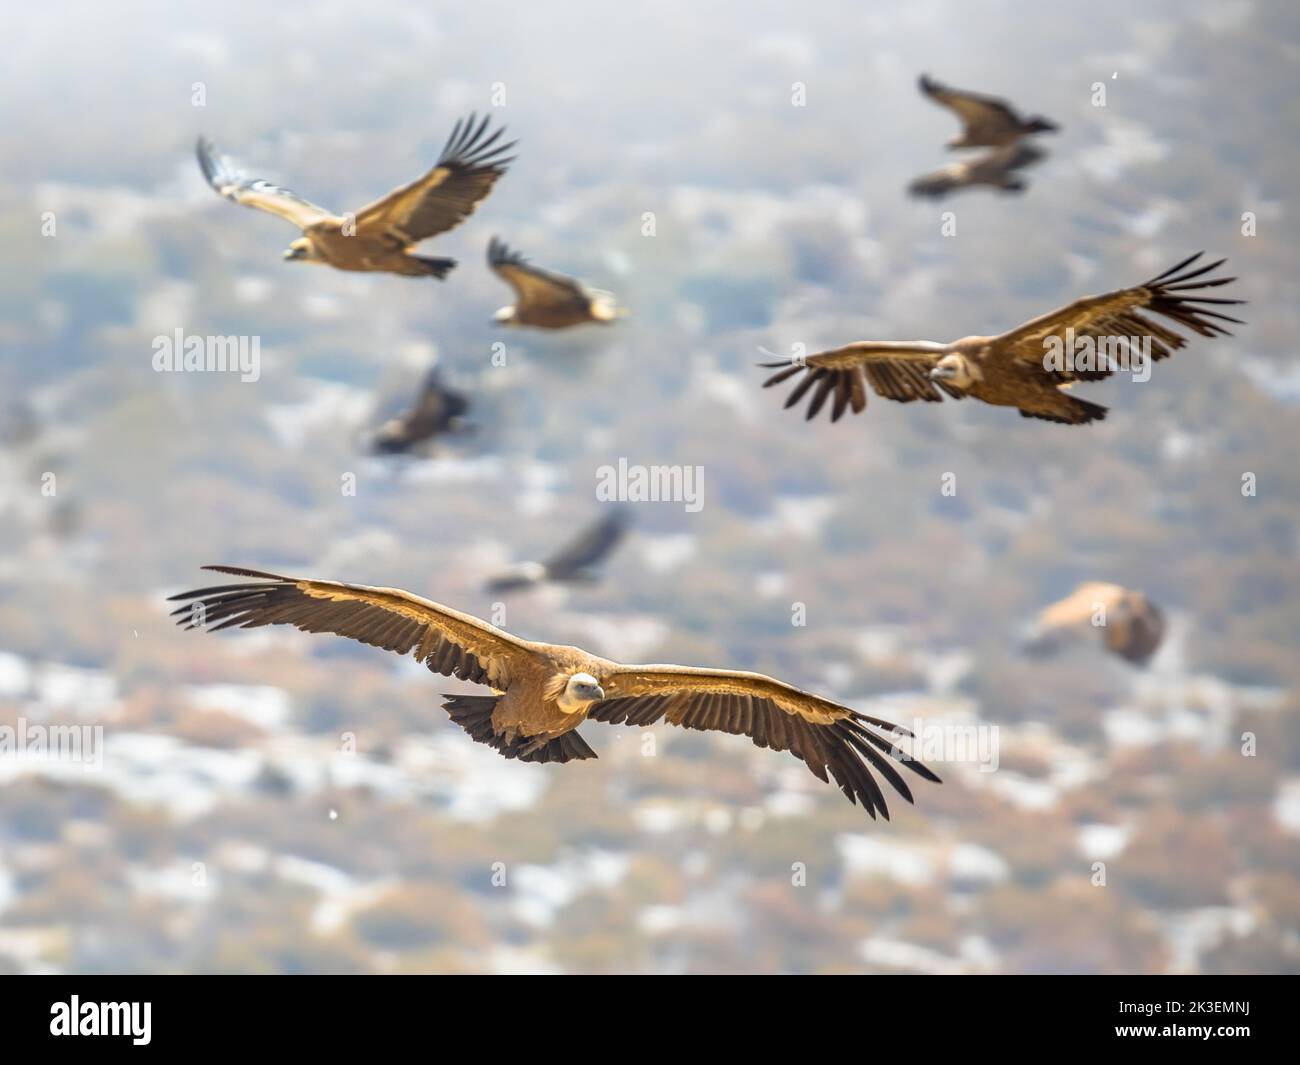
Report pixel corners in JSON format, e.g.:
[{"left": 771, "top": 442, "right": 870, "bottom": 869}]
[
  {"left": 169, "top": 566, "right": 531, "bottom": 690},
  {"left": 488, "top": 237, "right": 590, "bottom": 312},
  {"left": 196, "top": 138, "right": 336, "bottom": 229},
  {"left": 994, "top": 253, "right": 1245, "bottom": 382},
  {"left": 591, "top": 665, "right": 940, "bottom": 819},
  {"left": 354, "top": 114, "right": 514, "bottom": 244}
]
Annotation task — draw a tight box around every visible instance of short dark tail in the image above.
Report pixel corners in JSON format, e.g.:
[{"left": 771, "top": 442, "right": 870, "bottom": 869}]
[
  {"left": 1065, "top": 396, "right": 1109, "bottom": 424},
  {"left": 1019, "top": 394, "right": 1108, "bottom": 425},
  {"left": 441, "top": 694, "right": 502, "bottom": 745},
  {"left": 410, "top": 255, "right": 457, "bottom": 279},
  {"left": 440, "top": 694, "right": 597, "bottom": 764}
]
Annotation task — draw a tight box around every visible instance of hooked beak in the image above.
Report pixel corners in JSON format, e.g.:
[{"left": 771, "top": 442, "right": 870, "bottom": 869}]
[{"left": 283, "top": 247, "right": 302, "bottom": 261}]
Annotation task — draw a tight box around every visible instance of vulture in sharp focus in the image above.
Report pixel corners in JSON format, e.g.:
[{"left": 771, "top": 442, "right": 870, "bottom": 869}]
[
  {"left": 370, "top": 367, "right": 470, "bottom": 455},
  {"left": 196, "top": 114, "right": 514, "bottom": 278},
  {"left": 169, "top": 567, "right": 940, "bottom": 819},
  {"left": 918, "top": 73, "right": 1059, "bottom": 149},
  {"left": 488, "top": 237, "right": 623, "bottom": 328},
  {"left": 1020, "top": 582, "right": 1167, "bottom": 666},
  {"left": 485, "top": 508, "right": 631, "bottom": 593},
  {"left": 908, "top": 142, "right": 1045, "bottom": 199},
  {"left": 760, "top": 253, "right": 1244, "bottom": 426}
]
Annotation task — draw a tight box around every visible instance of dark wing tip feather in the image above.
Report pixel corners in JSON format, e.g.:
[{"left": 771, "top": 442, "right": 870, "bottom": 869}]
[
  {"left": 200, "top": 564, "right": 293, "bottom": 581},
  {"left": 1146, "top": 255, "right": 1246, "bottom": 336},
  {"left": 1145, "top": 251, "right": 1204, "bottom": 285},
  {"left": 488, "top": 235, "right": 528, "bottom": 269},
  {"left": 761, "top": 363, "right": 804, "bottom": 389},
  {"left": 439, "top": 113, "right": 515, "bottom": 172},
  {"left": 765, "top": 364, "right": 871, "bottom": 423},
  {"left": 195, "top": 137, "right": 222, "bottom": 187},
  {"left": 845, "top": 718, "right": 942, "bottom": 784}
]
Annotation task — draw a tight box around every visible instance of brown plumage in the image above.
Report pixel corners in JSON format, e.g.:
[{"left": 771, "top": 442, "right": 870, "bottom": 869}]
[
  {"left": 760, "top": 253, "right": 1244, "bottom": 426},
  {"left": 908, "top": 142, "right": 1045, "bottom": 199},
  {"left": 370, "top": 368, "right": 469, "bottom": 455},
  {"left": 169, "top": 567, "right": 940, "bottom": 819},
  {"left": 1021, "top": 582, "right": 1167, "bottom": 666},
  {"left": 488, "top": 237, "right": 622, "bottom": 329},
  {"left": 197, "top": 114, "right": 513, "bottom": 278},
  {"left": 918, "top": 74, "right": 1059, "bottom": 149}
]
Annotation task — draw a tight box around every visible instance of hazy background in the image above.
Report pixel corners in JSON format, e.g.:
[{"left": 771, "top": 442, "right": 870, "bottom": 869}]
[{"left": 1, "top": 0, "right": 1298, "bottom": 974}]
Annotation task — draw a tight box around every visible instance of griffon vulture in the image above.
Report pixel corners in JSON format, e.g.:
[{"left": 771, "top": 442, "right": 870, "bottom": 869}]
[
  {"left": 760, "top": 253, "right": 1243, "bottom": 426},
  {"left": 169, "top": 567, "right": 940, "bottom": 819},
  {"left": 1020, "top": 582, "right": 1166, "bottom": 666},
  {"left": 488, "top": 237, "right": 622, "bottom": 328},
  {"left": 908, "top": 143, "right": 1045, "bottom": 199},
  {"left": 370, "top": 368, "right": 470, "bottom": 455},
  {"left": 918, "top": 74, "right": 1059, "bottom": 148},
  {"left": 486, "top": 508, "right": 630, "bottom": 593},
  {"left": 196, "top": 114, "right": 514, "bottom": 278}
]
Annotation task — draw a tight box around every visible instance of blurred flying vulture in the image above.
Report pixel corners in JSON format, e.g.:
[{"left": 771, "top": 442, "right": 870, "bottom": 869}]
[
  {"left": 170, "top": 567, "right": 940, "bottom": 819},
  {"left": 918, "top": 74, "right": 1059, "bottom": 149},
  {"left": 196, "top": 114, "right": 513, "bottom": 278},
  {"left": 486, "top": 508, "right": 630, "bottom": 593},
  {"left": 488, "top": 237, "right": 622, "bottom": 328},
  {"left": 370, "top": 368, "right": 469, "bottom": 455},
  {"left": 908, "top": 143, "right": 1044, "bottom": 199},
  {"left": 761, "top": 253, "right": 1243, "bottom": 426},
  {"left": 1020, "top": 582, "right": 1166, "bottom": 666}
]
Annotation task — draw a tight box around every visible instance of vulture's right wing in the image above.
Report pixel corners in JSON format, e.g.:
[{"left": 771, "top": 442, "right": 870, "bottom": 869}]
[
  {"left": 760, "top": 342, "right": 957, "bottom": 422},
  {"left": 196, "top": 138, "right": 336, "bottom": 229},
  {"left": 169, "top": 566, "right": 533, "bottom": 690}
]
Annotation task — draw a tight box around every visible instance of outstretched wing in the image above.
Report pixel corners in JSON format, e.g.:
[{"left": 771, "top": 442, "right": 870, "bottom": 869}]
[
  {"left": 993, "top": 253, "right": 1245, "bottom": 382},
  {"left": 760, "top": 342, "right": 957, "bottom": 422},
  {"left": 918, "top": 74, "right": 1026, "bottom": 140},
  {"left": 354, "top": 114, "right": 514, "bottom": 244},
  {"left": 168, "top": 566, "right": 533, "bottom": 690},
  {"left": 591, "top": 665, "right": 940, "bottom": 820},
  {"left": 196, "top": 138, "right": 336, "bottom": 229},
  {"left": 488, "top": 237, "right": 591, "bottom": 313},
  {"left": 542, "top": 508, "right": 631, "bottom": 580}
]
